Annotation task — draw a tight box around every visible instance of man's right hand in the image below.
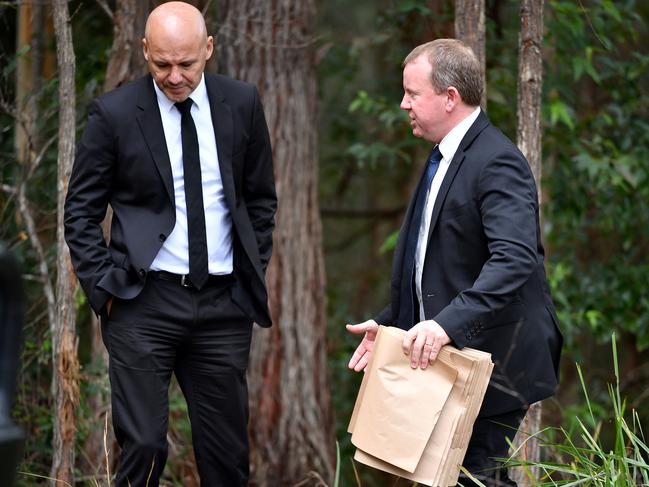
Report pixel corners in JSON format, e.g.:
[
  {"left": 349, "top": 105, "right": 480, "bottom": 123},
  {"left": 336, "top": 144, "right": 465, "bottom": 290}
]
[{"left": 346, "top": 319, "right": 379, "bottom": 372}]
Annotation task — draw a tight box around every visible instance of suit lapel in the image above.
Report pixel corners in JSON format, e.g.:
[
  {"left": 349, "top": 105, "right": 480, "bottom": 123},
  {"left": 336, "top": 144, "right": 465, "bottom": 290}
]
[
  {"left": 426, "top": 110, "right": 490, "bottom": 241},
  {"left": 136, "top": 75, "right": 175, "bottom": 204},
  {"left": 205, "top": 74, "right": 237, "bottom": 213}
]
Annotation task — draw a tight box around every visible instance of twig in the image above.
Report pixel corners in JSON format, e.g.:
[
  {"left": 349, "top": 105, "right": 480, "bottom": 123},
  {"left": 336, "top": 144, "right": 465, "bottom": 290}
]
[
  {"left": 104, "top": 413, "right": 112, "bottom": 486},
  {"left": 16, "top": 178, "right": 56, "bottom": 328},
  {"left": 94, "top": 0, "right": 114, "bottom": 20},
  {"left": 201, "top": 0, "right": 214, "bottom": 17},
  {"left": 28, "top": 133, "right": 57, "bottom": 178}
]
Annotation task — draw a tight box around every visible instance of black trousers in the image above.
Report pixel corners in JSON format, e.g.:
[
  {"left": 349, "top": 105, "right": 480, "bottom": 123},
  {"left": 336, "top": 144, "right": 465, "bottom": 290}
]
[
  {"left": 457, "top": 408, "right": 527, "bottom": 487},
  {"left": 102, "top": 274, "right": 253, "bottom": 487}
]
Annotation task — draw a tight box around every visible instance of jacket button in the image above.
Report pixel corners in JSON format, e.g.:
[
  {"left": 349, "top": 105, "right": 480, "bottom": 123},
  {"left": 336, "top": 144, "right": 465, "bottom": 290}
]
[
  {"left": 159, "top": 234, "right": 166, "bottom": 242},
  {"left": 138, "top": 269, "right": 146, "bottom": 278}
]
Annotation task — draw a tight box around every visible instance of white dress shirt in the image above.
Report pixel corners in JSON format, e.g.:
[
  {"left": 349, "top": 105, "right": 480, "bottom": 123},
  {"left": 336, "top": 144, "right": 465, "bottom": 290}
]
[
  {"left": 414, "top": 107, "right": 481, "bottom": 320},
  {"left": 149, "top": 74, "right": 233, "bottom": 275}
]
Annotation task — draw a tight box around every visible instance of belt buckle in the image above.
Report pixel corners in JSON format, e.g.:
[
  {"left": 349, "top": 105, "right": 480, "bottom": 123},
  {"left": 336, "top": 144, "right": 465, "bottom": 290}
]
[{"left": 180, "top": 275, "right": 192, "bottom": 288}]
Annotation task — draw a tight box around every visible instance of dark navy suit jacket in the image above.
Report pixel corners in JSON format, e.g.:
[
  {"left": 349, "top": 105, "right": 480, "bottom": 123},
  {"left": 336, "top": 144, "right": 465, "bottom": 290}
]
[{"left": 376, "top": 110, "right": 562, "bottom": 415}]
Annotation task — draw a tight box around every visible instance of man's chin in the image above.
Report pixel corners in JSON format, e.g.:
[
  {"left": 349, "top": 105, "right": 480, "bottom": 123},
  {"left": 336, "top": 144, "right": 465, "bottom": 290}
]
[{"left": 164, "top": 89, "right": 189, "bottom": 102}]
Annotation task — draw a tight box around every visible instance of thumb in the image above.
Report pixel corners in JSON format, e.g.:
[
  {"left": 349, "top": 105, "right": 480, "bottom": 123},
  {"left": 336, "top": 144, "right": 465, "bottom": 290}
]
[{"left": 346, "top": 320, "right": 377, "bottom": 335}]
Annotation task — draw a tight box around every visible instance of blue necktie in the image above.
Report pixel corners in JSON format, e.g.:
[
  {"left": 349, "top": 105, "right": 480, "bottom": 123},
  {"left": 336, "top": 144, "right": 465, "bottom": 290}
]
[{"left": 397, "top": 146, "right": 442, "bottom": 330}]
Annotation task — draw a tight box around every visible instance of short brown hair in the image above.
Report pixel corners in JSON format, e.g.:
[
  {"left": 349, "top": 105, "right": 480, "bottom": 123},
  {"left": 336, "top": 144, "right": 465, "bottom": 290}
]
[{"left": 403, "top": 39, "right": 482, "bottom": 107}]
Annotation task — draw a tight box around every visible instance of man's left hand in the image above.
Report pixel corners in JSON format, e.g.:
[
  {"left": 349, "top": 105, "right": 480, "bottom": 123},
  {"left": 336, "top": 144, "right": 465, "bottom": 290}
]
[{"left": 402, "top": 320, "right": 450, "bottom": 369}]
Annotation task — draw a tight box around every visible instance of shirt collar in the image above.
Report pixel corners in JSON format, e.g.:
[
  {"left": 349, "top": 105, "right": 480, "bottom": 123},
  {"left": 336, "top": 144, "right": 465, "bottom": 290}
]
[
  {"left": 438, "top": 106, "right": 481, "bottom": 162},
  {"left": 152, "top": 73, "right": 208, "bottom": 113}
]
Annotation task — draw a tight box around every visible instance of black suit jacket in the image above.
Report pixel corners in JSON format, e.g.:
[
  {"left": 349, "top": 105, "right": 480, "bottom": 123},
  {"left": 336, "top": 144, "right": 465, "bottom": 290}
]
[
  {"left": 377, "top": 111, "right": 562, "bottom": 415},
  {"left": 64, "top": 73, "right": 276, "bottom": 326}
]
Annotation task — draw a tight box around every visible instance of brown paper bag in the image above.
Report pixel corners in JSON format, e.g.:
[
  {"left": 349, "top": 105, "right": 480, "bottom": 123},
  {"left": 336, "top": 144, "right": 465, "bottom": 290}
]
[{"left": 348, "top": 326, "right": 493, "bottom": 486}]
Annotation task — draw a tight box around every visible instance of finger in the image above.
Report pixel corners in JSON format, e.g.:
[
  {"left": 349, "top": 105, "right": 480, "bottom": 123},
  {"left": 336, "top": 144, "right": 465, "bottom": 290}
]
[
  {"left": 402, "top": 328, "right": 417, "bottom": 355},
  {"left": 346, "top": 321, "right": 375, "bottom": 335},
  {"left": 348, "top": 346, "right": 366, "bottom": 369},
  {"left": 346, "top": 323, "right": 367, "bottom": 335},
  {"left": 352, "top": 352, "right": 370, "bottom": 372},
  {"left": 430, "top": 332, "right": 449, "bottom": 362},
  {"left": 420, "top": 340, "right": 434, "bottom": 369},
  {"left": 428, "top": 339, "right": 441, "bottom": 363},
  {"left": 410, "top": 333, "right": 427, "bottom": 369}
]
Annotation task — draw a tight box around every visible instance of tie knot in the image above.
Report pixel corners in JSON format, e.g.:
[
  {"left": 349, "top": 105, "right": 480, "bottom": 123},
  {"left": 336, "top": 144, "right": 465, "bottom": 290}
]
[
  {"left": 175, "top": 98, "right": 194, "bottom": 116},
  {"left": 428, "top": 146, "right": 442, "bottom": 165}
]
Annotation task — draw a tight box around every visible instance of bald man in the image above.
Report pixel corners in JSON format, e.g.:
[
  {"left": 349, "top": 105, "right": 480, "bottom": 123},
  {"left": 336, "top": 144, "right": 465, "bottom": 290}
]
[{"left": 64, "top": 2, "right": 276, "bottom": 485}]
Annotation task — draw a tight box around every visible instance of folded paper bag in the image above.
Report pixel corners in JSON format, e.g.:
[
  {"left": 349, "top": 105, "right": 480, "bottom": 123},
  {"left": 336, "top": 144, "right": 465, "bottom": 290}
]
[
  {"left": 348, "top": 326, "right": 458, "bottom": 473},
  {"left": 349, "top": 326, "right": 493, "bottom": 486}
]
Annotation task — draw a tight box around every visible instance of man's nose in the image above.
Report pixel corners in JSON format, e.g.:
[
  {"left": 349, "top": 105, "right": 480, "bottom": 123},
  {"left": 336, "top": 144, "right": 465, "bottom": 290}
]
[
  {"left": 400, "top": 95, "right": 410, "bottom": 110},
  {"left": 168, "top": 66, "right": 183, "bottom": 84}
]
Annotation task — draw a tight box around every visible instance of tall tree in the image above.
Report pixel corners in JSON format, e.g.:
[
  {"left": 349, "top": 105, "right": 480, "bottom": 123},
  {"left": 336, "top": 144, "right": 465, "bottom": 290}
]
[
  {"left": 454, "top": 0, "right": 486, "bottom": 108},
  {"left": 50, "top": 0, "right": 79, "bottom": 485},
  {"left": 215, "top": 1, "right": 334, "bottom": 484},
  {"left": 511, "top": 0, "right": 545, "bottom": 484},
  {"left": 102, "top": 0, "right": 155, "bottom": 92},
  {"left": 15, "top": 2, "right": 38, "bottom": 163}
]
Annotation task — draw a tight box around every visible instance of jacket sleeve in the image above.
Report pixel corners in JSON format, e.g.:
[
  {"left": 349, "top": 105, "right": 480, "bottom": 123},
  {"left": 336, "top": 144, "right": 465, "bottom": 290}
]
[
  {"left": 64, "top": 98, "right": 116, "bottom": 315},
  {"left": 374, "top": 304, "right": 393, "bottom": 326},
  {"left": 243, "top": 86, "right": 277, "bottom": 274},
  {"left": 434, "top": 149, "right": 539, "bottom": 348}
]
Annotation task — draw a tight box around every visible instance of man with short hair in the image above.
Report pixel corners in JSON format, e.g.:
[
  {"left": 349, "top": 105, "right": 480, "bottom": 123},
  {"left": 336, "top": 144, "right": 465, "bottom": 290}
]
[
  {"left": 347, "top": 39, "right": 562, "bottom": 486},
  {"left": 64, "top": 2, "right": 276, "bottom": 485}
]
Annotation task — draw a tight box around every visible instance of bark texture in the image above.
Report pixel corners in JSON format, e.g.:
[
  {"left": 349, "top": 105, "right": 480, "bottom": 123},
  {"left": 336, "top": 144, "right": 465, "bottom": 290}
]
[
  {"left": 454, "top": 0, "right": 486, "bottom": 108},
  {"left": 512, "top": 0, "right": 545, "bottom": 484},
  {"left": 516, "top": 0, "right": 544, "bottom": 204},
  {"left": 50, "top": 0, "right": 79, "bottom": 485},
  {"left": 102, "top": 0, "right": 153, "bottom": 92},
  {"left": 215, "top": 1, "right": 334, "bottom": 485}
]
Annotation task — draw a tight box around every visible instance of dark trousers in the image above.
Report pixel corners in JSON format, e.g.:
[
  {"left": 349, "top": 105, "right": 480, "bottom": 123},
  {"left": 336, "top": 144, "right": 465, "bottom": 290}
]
[
  {"left": 457, "top": 408, "right": 527, "bottom": 487},
  {"left": 102, "top": 275, "right": 253, "bottom": 487}
]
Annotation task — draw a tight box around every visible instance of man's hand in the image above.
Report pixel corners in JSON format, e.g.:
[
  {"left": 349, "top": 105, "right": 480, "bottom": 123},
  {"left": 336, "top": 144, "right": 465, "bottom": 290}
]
[
  {"left": 402, "top": 319, "right": 450, "bottom": 369},
  {"left": 346, "top": 319, "right": 379, "bottom": 372}
]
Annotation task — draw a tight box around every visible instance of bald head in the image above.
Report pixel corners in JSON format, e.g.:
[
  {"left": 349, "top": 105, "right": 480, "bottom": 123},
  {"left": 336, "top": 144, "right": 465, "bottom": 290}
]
[
  {"left": 145, "top": 2, "right": 207, "bottom": 44},
  {"left": 142, "top": 1, "right": 213, "bottom": 102}
]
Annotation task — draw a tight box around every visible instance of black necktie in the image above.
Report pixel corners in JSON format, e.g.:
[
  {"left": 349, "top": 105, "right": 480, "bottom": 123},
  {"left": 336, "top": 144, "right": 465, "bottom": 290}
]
[
  {"left": 397, "top": 146, "right": 443, "bottom": 329},
  {"left": 175, "top": 98, "right": 208, "bottom": 290}
]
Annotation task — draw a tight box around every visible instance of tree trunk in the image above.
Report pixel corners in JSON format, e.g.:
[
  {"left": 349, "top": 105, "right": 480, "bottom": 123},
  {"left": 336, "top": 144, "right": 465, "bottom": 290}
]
[
  {"left": 103, "top": 0, "right": 153, "bottom": 92},
  {"left": 512, "top": 0, "right": 545, "bottom": 484},
  {"left": 50, "top": 1, "right": 79, "bottom": 485},
  {"left": 215, "top": 1, "right": 334, "bottom": 485},
  {"left": 516, "top": 0, "right": 544, "bottom": 205},
  {"left": 15, "top": 2, "right": 55, "bottom": 166},
  {"left": 454, "top": 0, "right": 486, "bottom": 108},
  {"left": 14, "top": 1, "right": 37, "bottom": 164}
]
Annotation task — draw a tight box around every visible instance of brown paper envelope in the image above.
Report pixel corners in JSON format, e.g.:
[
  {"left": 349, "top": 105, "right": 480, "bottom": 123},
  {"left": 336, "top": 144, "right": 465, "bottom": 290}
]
[
  {"left": 350, "top": 326, "right": 458, "bottom": 473},
  {"left": 442, "top": 353, "right": 493, "bottom": 486},
  {"left": 349, "top": 326, "right": 493, "bottom": 485},
  {"left": 353, "top": 408, "right": 462, "bottom": 487}
]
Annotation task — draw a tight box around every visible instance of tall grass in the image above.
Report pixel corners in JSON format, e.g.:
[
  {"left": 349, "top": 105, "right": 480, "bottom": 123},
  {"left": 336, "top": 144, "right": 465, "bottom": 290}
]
[{"left": 506, "top": 334, "right": 649, "bottom": 486}]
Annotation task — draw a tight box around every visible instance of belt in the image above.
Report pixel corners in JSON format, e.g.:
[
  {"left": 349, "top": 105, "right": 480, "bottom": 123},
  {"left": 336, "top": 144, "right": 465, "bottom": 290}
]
[{"left": 148, "top": 270, "right": 234, "bottom": 289}]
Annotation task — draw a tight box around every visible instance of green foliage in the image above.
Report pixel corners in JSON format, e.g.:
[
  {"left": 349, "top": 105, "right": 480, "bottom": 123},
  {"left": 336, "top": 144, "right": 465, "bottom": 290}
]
[
  {"left": 506, "top": 336, "right": 649, "bottom": 485},
  {"left": 543, "top": 0, "right": 649, "bottom": 351}
]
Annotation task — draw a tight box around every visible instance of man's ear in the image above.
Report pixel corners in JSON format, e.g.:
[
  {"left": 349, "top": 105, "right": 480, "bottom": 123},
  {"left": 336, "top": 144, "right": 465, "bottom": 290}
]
[
  {"left": 205, "top": 36, "right": 214, "bottom": 60},
  {"left": 142, "top": 37, "right": 149, "bottom": 61},
  {"left": 445, "top": 86, "right": 462, "bottom": 111}
]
